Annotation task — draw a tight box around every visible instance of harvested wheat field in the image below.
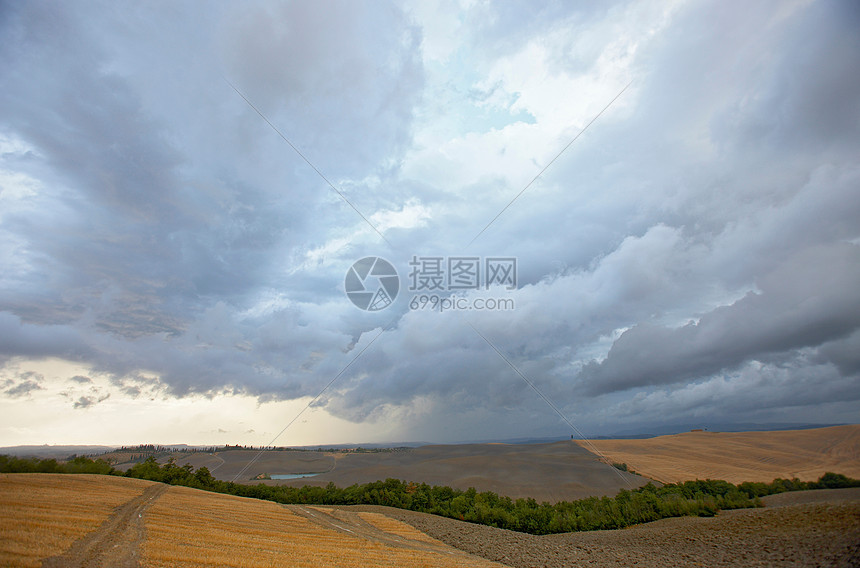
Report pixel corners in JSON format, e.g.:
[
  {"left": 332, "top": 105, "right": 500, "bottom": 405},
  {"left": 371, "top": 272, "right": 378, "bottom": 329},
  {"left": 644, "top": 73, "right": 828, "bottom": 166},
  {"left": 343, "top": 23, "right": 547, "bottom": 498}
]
[
  {"left": 578, "top": 424, "right": 860, "bottom": 484},
  {"left": 0, "top": 473, "right": 504, "bottom": 568},
  {"left": 2, "top": 473, "right": 859, "bottom": 567},
  {"left": 0, "top": 474, "right": 155, "bottom": 567}
]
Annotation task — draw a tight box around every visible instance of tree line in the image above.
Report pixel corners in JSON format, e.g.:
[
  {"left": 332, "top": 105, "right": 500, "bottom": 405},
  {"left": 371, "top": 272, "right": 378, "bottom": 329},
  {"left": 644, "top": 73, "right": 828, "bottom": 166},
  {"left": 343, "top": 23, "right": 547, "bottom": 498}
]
[{"left": 1, "top": 454, "right": 857, "bottom": 535}]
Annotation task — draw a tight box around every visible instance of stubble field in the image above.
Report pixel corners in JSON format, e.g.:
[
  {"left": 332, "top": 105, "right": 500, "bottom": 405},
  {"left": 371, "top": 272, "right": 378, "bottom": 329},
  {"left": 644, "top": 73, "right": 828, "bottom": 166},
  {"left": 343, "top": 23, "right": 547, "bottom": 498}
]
[
  {"left": 579, "top": 424, "right": 860, "bottom": 484},
  {"left": 2, "top": 473, "right": 858, "bottom": 567},
  {"left": 0, "top": 473, "right": 503, "bottom": 568}
]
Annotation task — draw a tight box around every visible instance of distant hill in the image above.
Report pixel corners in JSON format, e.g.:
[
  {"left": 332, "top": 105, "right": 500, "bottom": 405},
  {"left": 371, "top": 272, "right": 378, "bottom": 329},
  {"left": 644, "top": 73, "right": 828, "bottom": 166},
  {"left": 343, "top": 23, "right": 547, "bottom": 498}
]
[
  {"left": 108, "top": 441, "right": 648, "bottom": 503},
  {"left": 599, "top": 422, "right": 850, "bottom": 439},
  {"left": 0, "top": 445, "right": 117, "bottom": 459},
  {"left": 579, "top": 424, "right": 860, "bottom": 484}
]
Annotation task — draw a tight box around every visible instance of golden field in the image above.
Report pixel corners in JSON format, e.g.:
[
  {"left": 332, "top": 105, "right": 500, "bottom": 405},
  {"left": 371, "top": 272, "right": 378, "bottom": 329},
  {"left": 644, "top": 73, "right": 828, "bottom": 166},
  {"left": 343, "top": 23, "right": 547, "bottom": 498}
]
[
  {"left": 0, "top": 473, "right": 153, "bottom": 567},
  {"left": 579, "top": 424, "right": 860, "bottom": 484},
  {"left": 0, "top": 474, "right": 504, "bottom": 568}
]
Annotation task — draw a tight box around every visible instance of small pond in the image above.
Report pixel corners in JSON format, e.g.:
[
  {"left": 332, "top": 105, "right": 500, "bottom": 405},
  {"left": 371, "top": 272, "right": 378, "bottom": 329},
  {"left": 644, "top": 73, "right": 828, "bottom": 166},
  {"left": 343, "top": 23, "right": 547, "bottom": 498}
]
[{"left": 269, "top": 473, "right": 323, "bottom": 480}]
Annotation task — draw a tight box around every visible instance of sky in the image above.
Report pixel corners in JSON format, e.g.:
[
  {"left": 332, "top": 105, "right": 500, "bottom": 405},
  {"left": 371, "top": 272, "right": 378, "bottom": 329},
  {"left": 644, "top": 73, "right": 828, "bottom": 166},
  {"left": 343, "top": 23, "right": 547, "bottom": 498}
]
[{"left": 1, "top": 0, "right": 859, "bottom": 447}]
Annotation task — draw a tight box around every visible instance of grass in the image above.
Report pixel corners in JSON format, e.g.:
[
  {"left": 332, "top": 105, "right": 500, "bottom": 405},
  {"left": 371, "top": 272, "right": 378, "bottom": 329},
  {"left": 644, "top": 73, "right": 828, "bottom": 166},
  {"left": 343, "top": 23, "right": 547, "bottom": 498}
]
[{"left": 0, "top": 473, "right": 152, "bottom": 568}]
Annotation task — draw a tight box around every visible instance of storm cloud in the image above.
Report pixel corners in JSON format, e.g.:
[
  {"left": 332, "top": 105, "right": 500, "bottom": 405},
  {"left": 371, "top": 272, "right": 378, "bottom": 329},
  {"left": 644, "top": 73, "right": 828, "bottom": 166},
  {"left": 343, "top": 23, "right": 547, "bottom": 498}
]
[
  {"left": 580, "top": 244, "right": 860, "bottom": 395},
  {"left": 1, "top": 0, "right": 858, "bottom": 443}
]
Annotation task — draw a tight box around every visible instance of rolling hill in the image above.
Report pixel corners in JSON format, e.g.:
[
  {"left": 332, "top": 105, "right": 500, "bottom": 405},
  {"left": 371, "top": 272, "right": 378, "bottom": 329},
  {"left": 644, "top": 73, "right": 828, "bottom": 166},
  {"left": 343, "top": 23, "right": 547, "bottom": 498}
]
[
  {"left": 0, "top": 473, "right": 503, "bottom": 568},
  {"left": 110, "top": 441, "right": 648, "bottom": 503},
  {"left": 578, "top": 424, "right": 860, "bottom": 484},
  {"left": 2, "top": 473, "right": 858, "bottom": 567}
]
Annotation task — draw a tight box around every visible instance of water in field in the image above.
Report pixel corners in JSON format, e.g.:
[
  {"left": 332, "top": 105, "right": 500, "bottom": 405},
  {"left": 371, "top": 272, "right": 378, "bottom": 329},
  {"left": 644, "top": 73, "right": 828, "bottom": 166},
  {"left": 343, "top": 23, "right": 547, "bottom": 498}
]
[{"left": 269, "top": 473, "right": 322, "bottom": 480}]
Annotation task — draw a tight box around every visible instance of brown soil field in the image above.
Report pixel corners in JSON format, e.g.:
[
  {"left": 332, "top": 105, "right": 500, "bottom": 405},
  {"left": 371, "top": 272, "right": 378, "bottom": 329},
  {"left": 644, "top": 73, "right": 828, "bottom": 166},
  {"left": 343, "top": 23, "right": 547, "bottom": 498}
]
[
  {"left": 363, "top": 487, "right": 860, "bottom": 567},
  {"left": 147, "top": 442, "right": 647, "bottom": 503},
  {"left": 577, "top": 424, "right": 860, "bottom": 484},
  {"left": 277, "top": 442, "right": 649, "bottom": 502},
  {"left": 0, "top": 474, "right": 503, "bottom": 568}
]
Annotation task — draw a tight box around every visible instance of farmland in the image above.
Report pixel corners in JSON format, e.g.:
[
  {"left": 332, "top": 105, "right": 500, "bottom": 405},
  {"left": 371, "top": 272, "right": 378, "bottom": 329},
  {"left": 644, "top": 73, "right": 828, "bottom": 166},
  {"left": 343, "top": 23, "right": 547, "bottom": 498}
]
[
  {"left": 108, "top": 441, "right": 648, "bottom": 503},
  {"left": 0, "top": 474, "right": 503, "bottom": 568},
  {"left": 99, "top": 425, "right": 860, "bottom": 502},
  {"left": 579, "top": 424, "right": 860, "bottom": 484},
  {"left": 2, "top": 473, "right": 858, "bottom": 567}
]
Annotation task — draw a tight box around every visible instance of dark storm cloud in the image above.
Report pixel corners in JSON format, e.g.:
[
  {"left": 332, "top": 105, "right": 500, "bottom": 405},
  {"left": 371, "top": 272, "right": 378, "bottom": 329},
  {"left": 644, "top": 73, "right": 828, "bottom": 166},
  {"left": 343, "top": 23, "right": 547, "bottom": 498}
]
[
  {"left": 0, "top": 1, "right": 421, "bottom": 336},
  {"left": 712, "top": 1, "right": 860, "bottom": 155},
  {"left": 815, "top": 330, "right": 860, "bottom": 378},
  {"left": 579, "top": 244, "right": 860, "bottom": 394},
  {"left": 603, "top": 356, "right": 860, "bottom": 432},
  {"left": 223, "top": 1, "right": 423, "bottom": 175},
  {"left": 1, "top": 2, "right": 203, "bottom": 334},
  {"left": 318, "top": 0, "right": 860, "bottom": 436},
  {"left": 0, "top": 0, "right": 858, "bottom": 441},
  {"left": 0, "top": 313, "right": 90, "bottom": 363}
]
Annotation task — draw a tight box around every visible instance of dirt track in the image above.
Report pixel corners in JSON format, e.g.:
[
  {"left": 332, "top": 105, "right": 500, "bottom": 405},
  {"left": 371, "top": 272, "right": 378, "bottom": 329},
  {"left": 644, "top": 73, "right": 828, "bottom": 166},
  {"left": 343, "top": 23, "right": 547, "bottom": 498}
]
[
  {"left": 40, "top": 484, "right": 167, "bottom": 568},
  {"left": 340, "top": 488, "right": 860, "bottom": 568},
  {"left": 287, "top": 504, "right": 479, "bottom": 559}
]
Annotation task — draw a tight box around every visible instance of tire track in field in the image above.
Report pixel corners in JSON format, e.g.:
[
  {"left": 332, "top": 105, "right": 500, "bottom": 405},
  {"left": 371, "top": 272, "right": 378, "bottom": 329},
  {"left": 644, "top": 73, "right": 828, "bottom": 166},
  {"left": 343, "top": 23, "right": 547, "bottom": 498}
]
[
  {"left": 286, "top": 505, "right": 458, "bottom": 556},
  {"left": 41, "top": 483, "right": 168, "bottom": 568}
]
